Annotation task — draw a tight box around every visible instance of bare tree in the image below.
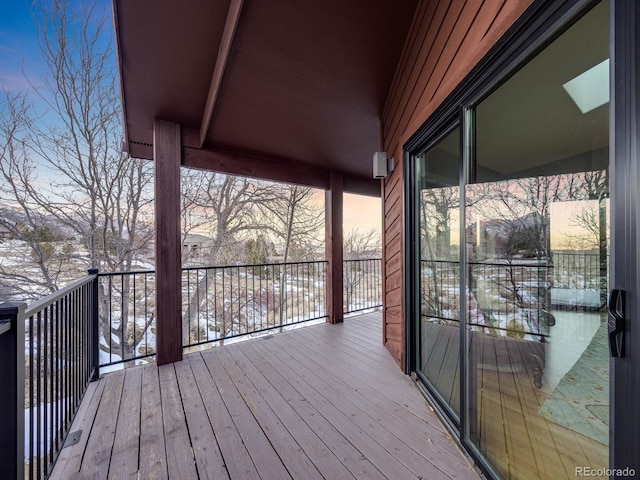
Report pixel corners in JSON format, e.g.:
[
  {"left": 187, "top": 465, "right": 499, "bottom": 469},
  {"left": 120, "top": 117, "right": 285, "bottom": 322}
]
[
  {"left": 180, "top": 168, "right": 213, "bottom": 264},
  {"left": 420, "top": 186, "right": 459, "bottom": 260},
  {"left": 0, "top": 91, "right": 63, "bottom": 298},
  {"left": 259, "top": 184, "right": 324, "bottom": 261},
  {"left": 0, "top": 1, "right": 156, "bottom": 361},
  {"left": 343, "top": 228, "right": 380, "bottom": 312},
  {"left": 344, "top": 228, "right": 379, "bottom": 260},
  {"left": 258, "top": 184, "right": 324, "bottom": 324},
  {"left": 419, "top": 185, "right": 459, "bottom": 322},
  {"left": 31, "top": 0, "right": 155, "bottom": 362},
  {"left": 180, "top": 170, "right": 284, "bottom": 341},
  {"left": 26, "top": 0, "right": 154, "bottom": 272},
  {"left": 179, "top": 173, "right": 327, "bottom": 343}
]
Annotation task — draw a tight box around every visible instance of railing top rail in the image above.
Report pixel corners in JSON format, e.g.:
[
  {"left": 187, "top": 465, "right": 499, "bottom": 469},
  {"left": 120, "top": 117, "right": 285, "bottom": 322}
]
[
  {"left": 97, "top": 259, "right": 380, "bottom": 278},
  {"left": 420, "top": 259, "right": 464, "bottom": 267},
  {"left": 468, "top": 260, "right": 552, "bottom": 267},
  {"left": 181, "top": 259, "right": 328, "bottom": 272},
  {"left": 24, "top": 273, "right": 96, "bottom": 317},
  {"left": 98, "top": 269, "right": 155, "bottom": 277},
  {"left": 421, "top": 259, "right": 555, "bottom": 268},
  {"left": 344, "top": 258, "right": 382, "bottom": 262},
  {"left": 552, "top": 251, "right": 602, "bottom": 256}
]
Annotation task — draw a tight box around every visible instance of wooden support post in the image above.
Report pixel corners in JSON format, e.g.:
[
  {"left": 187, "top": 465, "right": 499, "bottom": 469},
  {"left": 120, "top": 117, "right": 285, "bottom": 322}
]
[
  {"left": 154, "top": 119, "right": 182, "bottom": 365},
  {"left": 325, "top": 171, "right": 344, "bottom": 324}
]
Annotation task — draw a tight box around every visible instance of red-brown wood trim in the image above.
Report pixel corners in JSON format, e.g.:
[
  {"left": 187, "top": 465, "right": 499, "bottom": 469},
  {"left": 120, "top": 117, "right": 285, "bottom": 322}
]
[
  {"left": 154, "top": 119, "right": 183, "bottom": 365},
  {"left": 182, "top": 145, "right": 380, "bottom": 197},
  {"left": 325, "top": 172, "right": 344, "bottom": 324},
  {"left": 383, "top": 0, "right": 439, "bottom": 127},
  {"left": 426, "top": 1, "right": 484, "bottom": 106},
  {"left": 386, "top": 0, "right": 464, "bottom": 148},
  {"left": 199, "top": 0, "right": 244, "bottom": 148},
  {"left": 382, "top": 157, "right": 404, "bottom": 367},
  {"left": 183, "top": 146, "right": 329, "bottom": 189},
  {"left": 382, "top": 0, "right": 431, "bottom": 122},
  {"left": 343, "top": 176, "right": 381, "bottom": 198}
]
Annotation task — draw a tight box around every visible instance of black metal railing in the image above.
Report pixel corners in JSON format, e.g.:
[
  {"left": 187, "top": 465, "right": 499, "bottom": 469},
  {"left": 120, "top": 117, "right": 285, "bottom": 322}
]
[
  {"left": 96, "top": 261, "right": 330, "bottom": 366},
  {"left": 420, "top": 259, "right": 460, "bottom": 324},
  {"left": 468, "top": 260, "right": 553, "bottom": 337},
  {"left": 343, "top": 258, "right": 382, "bottom": 314},
  {"left": 420, "top": 259, "right": 548, "bottom": 336},
  {"left": 182, "top": 261, "right": 327, "bottom": 350},
  {"left": 552, "top": 252, "right": 607, "bottom": 290},
  {"left": 97, "top": 270, "right": 156, "bottom": 367},
  {"left": 0, "top": 271, "right": 99, "bottom": 480},
  {"left": 421, "top": 253, "right": 607, "bottom": 338}
]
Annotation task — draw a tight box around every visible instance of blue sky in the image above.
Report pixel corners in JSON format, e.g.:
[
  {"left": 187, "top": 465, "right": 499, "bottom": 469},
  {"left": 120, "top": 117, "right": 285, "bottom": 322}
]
[
  {"left": 0, "top": 2, "right": 42, "bottom": 91},
  {"left": 0, "top": 0, "right": 113, "bottom": 93},
  {"left": 0, "top": 0, "right": 116, "bottom": 188}
]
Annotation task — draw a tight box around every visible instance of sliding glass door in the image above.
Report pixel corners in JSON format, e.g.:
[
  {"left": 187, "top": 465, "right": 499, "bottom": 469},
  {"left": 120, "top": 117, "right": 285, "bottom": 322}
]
[
  {"left": 467, "top": 3, "right": 609, "bottom": 478},
  {"left": 405, "top": 2, "right": 640, "bottom": 478}
]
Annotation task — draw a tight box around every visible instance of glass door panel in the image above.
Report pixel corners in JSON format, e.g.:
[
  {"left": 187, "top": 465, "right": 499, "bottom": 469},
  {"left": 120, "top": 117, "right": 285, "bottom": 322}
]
[
  {"left": 466, "top": 175, "right": 609, "bottom": 479},
  {"left": 417, "top": 127, "right": 461, "bottom": 418},
  {"left": 466, "top": 3, "right": 609, "bottom": 479}
]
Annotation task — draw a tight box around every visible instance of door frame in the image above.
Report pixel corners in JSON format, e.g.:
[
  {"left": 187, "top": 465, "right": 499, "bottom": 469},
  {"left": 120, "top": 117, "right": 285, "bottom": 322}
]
[
  {"left": 610, "top": 1, "right": 640, "bottom": 474},
  {"left": 402, "top": 0, "right": 640, "bottom": 477}
]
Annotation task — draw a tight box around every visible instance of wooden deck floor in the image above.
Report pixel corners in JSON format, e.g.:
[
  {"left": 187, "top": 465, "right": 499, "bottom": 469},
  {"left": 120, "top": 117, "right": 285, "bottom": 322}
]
[{"left": 50, "top": 312, "right": 479, "bottom": 480}]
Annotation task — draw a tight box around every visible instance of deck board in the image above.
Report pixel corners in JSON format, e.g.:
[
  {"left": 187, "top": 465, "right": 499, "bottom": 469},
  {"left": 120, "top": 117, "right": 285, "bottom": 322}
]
[
  {"left": 248, "top": 331, "right": 421, "bottom": 480},
  {"left": 49, "top": 312, "right": 479, "bottom": 480},
  {"left": 174, "top": 358, "right": 229, "bottom": 480},
  {"left": 214, "top": 346, "right": 324, "bottom": 480},
  {"left": 138, "top": 363, "right": 168, "bottom": 478},
  {"left": 300, "top": 322, "right": 432, "bottom": 413},
  {"left": 159, "top": 363, "right": 199, "bottom": 479},
  {"left": 78, "top": 369, "right": 125, "bottom": 478},
  {"left": 224, "top": 344, "right": 356, "bottom": 480},
  {"left": 50, "top": 379, "right": 104, "bottom": 479},
  {"left": 187, "top": 353, "right": 260, "bottom": 480},
  {"left": 284, "top": 325, "right": 465, "bottom": 463},
  {"left": 241, "top": 339, "right": 388, "bottom": 480},
  {"left": 201, "top": 346, "right": 292, "bottom": 480},
  {"left": 108, "top": 366, "right": 143, "bottom": 480}
]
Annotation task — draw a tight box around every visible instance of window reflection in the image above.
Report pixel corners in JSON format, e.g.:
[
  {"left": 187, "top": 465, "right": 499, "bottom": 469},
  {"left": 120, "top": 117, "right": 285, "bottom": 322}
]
[
  {"left": 465, "top": 3, "right": 610, "bottom": 477},
  {"left": 418, "top": 127, "right": 461, "bottom": 418},
  {"left": 467, "top": 170, "right": 609, "bottom": 479}
]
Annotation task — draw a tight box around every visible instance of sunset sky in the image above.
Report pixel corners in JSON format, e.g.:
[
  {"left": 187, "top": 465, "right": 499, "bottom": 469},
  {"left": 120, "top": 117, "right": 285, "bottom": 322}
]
[{"left": 343, "top": 193, "right": 382, "bottom": 237}]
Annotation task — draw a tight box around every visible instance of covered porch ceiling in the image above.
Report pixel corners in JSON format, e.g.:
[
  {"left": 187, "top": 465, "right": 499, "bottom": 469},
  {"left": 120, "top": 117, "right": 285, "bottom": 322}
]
[{"left": 112, "top": 0, "right": 418, "bottom": 196}]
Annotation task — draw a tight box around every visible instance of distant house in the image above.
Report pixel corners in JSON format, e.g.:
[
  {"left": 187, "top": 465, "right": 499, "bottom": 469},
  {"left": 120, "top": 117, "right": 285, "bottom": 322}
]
[
  {"left": 182, "top": 233, "right": 214, "bottom": 265},
  {"left": 0, "top": 224, "right": 12, "bottom": 241}
]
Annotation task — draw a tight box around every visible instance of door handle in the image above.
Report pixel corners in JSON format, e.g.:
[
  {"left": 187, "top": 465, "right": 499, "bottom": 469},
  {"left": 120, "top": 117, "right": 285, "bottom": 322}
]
[{"left": 608, "top": 289, "right": 626, "bottom": 358}]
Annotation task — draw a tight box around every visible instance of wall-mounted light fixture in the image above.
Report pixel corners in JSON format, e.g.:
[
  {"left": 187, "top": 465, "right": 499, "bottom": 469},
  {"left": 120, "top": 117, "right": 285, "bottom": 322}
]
[{"left": 373, "top": 151, "right": 395, "bottom": 179}]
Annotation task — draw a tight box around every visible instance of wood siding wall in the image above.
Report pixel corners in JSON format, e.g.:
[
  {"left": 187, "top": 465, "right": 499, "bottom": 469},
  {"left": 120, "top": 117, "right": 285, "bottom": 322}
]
[{"left": 380, "top": 0, "right": 533, "bottom": 367}]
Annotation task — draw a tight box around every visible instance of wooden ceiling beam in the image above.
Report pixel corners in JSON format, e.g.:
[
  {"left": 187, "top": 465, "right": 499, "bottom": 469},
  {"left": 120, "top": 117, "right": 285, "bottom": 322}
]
[
  {"left": 182, "top": 145, "right": 382, "bottom": 197},
  {"left": 183, "top": 146, "right": 330, "bottom": 190},
  {"left": 198, "top": 0, "right": 244, "bottom": 148}
]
